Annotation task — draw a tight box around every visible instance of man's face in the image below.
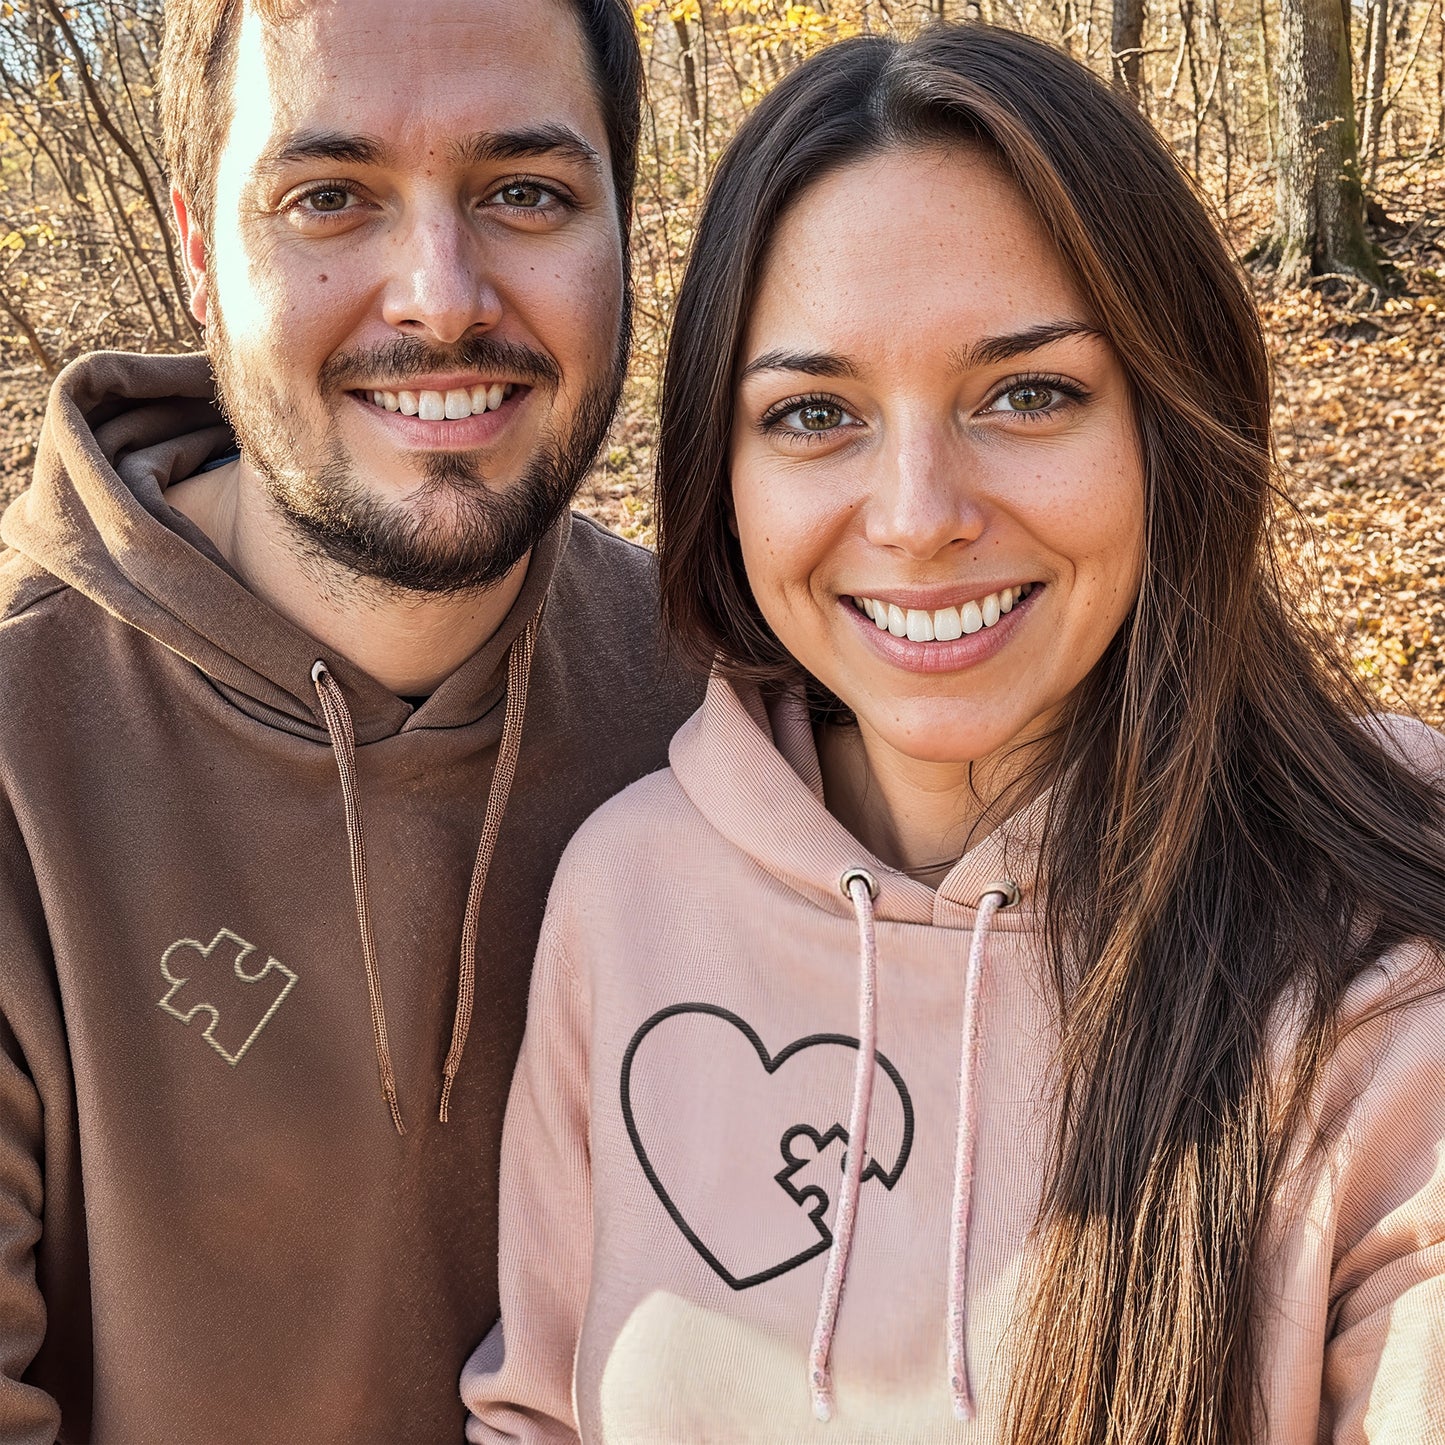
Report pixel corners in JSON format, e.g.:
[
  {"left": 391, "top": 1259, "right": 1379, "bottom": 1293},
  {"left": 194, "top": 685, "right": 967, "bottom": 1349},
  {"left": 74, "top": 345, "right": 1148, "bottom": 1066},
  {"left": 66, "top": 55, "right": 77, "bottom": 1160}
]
[{"left": 178, "top": 0, "right": 627, "bottom": 592}]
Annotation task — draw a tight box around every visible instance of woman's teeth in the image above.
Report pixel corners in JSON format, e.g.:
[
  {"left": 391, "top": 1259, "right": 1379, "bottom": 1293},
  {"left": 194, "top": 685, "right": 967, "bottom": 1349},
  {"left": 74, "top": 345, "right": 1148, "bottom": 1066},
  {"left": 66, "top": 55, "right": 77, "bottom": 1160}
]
[
  {"left": 852, "top": 585, "right": 1033, "bottom": 641},
  {"left": 365, "top": 382, "right": 514, "bottom": 419}
]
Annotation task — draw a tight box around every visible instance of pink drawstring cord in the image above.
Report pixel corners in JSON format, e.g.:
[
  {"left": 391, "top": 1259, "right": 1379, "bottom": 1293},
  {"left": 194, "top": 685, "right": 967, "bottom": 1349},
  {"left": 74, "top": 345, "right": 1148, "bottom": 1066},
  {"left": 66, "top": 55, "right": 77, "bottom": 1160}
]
[
  {"left": 948, "top": 882, "right": 1018, "bottom": 1421},
  {"left": 809, "top": 867, "right": 880, "bottom": 1423}
]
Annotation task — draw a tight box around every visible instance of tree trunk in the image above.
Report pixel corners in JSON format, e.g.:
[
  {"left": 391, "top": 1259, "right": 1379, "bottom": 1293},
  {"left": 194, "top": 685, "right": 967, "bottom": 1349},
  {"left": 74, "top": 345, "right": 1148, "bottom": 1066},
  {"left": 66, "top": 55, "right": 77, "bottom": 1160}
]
[
  {"left": 1266, "top": 0, "right": 1382, "bottom": 286},
  {"left": 1360, "top": 0, "right": 1390, "bottom": 183},
  {"left": 1111, "top": 0, "right": 1147, "bottom": 99},
  {"left": 671, "top": 17, "right": 701, "bottom": 138}
]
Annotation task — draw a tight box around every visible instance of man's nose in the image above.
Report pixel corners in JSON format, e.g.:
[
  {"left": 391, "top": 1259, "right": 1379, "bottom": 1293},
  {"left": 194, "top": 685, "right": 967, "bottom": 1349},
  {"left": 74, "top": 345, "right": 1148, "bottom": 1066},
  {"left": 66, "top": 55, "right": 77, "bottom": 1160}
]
[
  {"left": 863, "top": 427, "right": 988, "bottom": 560},
  {"left": 381, "top": 207, "right": 503, "bottom": 344}
]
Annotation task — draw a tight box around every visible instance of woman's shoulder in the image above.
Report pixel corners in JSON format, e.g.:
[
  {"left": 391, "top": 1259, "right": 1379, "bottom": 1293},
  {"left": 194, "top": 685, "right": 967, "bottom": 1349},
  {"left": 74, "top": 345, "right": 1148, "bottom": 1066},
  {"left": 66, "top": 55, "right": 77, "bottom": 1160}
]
[
  {"left": 561, "top": 764, "right": 697, "bottom": 857},
  {"left": 1307, "top": 938, "right": 1445, "bottom": 1156},
  {"left": 544, "top": 764, "right": 717, "bottom": 914},
  {"left": 1361, "top": 710, "right": 1445, "bottom": 781}
]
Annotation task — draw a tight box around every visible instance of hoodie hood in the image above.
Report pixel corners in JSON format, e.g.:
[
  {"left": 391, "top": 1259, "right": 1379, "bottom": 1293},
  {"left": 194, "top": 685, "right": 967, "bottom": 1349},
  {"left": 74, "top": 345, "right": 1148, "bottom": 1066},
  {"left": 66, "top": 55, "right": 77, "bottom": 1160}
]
[
  {"left": 2, "top": 349, "right": 566, "bottom": 744},
  {"left": 668, "top": 672, "right": 1046, "bottom": 928}
]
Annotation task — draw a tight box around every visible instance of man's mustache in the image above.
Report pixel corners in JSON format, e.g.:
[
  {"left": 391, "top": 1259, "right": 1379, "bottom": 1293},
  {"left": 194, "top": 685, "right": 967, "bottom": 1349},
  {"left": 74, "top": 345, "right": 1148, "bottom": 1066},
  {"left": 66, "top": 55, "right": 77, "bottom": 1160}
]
[{"left": 318, "top": 335, "right": 562, "bottom": 391}]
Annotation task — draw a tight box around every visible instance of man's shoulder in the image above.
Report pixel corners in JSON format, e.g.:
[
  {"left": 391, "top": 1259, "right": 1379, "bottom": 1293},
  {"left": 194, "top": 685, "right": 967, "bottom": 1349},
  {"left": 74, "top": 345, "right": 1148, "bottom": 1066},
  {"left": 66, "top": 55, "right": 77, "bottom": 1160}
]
[
  {"left": 0, "top": 546, "right": 70, "bottom": 635},
  {"left": 536, "top": 512, "right": 705, "bottom": 753},
  {"left": 558, "top": 510, "right": 659, "bottom": 595}
]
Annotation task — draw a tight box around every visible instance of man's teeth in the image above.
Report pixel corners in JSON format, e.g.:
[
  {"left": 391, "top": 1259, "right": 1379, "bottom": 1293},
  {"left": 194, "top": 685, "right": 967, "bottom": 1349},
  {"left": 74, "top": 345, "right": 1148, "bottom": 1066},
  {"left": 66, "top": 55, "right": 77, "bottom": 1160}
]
[
  {"left": 366, "top": 383, "right": 514, "bottom": 419},
  {"left": 853, "top": 586, "right": 1033, "bottom": 641}
]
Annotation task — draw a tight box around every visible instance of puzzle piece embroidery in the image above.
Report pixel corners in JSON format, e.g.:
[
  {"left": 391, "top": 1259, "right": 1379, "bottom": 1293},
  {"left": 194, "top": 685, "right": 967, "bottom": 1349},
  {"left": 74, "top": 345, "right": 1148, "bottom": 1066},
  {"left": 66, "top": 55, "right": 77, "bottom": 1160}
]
[{"left": 158, "top": 929, "right": 298, "bottom": 1065}]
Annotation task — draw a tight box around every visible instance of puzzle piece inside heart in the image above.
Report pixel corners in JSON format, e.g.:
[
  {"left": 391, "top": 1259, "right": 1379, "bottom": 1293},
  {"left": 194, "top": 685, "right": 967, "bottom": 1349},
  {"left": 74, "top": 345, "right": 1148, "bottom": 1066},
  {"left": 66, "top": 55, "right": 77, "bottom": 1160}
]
[{"left": 621, "top": 1002, "right": 914, "bottom": 1290}]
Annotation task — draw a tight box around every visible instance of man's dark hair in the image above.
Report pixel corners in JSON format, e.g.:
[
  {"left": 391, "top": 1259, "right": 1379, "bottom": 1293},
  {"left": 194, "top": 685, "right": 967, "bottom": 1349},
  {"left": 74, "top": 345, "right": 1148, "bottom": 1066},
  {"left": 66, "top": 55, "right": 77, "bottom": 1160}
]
[{"left": 159, "top": 0, "right": 642, "bottom": 236}]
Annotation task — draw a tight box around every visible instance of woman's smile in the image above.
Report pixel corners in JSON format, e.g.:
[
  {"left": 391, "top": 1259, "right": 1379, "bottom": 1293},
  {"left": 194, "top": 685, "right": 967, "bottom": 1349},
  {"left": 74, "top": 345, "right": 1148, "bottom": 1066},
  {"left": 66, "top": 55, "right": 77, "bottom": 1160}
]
[{"left": 841, "top": 581, "right": 1042, "bottom": 674}]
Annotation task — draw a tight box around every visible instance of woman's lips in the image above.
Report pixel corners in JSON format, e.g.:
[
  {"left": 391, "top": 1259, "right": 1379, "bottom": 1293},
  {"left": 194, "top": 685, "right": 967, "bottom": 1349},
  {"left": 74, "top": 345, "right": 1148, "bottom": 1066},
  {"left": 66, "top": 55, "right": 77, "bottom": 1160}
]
[{"left": 844, "top": 583, "right": 1042, "bottom": 673}]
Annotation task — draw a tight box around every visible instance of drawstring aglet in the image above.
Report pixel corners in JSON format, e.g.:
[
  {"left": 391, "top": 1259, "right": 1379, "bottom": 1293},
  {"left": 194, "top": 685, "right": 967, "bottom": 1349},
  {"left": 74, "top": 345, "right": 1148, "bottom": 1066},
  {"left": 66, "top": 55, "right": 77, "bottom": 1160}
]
[
  {"left": 811, "top": 1367, "right": 835, "bottom": 1422},
  {"left": 951, "top": 1377, "right": 976, "bottom": 1422}
]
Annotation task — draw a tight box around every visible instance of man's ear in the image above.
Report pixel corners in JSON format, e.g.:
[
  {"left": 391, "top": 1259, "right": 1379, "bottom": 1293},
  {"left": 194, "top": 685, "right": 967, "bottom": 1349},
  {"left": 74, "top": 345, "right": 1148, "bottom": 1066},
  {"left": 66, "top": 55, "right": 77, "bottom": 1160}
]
[{"left": 172, "top": 186, "right": 210, "bottom": 326}]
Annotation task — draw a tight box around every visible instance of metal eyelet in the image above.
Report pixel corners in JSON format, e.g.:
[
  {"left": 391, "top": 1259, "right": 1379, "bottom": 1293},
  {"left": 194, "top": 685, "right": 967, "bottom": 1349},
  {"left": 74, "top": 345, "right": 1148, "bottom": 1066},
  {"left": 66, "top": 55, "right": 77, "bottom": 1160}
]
[
  {"left": 839, "top": 867, "right": 880, "bottom": 901},
  {"left": 981, "top": 880, "right": 1022, "bottom": 908}
]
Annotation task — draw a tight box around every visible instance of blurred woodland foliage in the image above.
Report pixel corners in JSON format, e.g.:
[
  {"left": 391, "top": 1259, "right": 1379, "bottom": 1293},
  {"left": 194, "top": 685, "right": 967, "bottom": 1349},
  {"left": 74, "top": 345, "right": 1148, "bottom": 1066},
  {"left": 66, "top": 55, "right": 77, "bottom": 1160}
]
[
  {"left": 0, "top": 2, "right": 1443, "bottom": 713},
  {"left": 0, "top": 0, "right": 1441, "bottom": 375}
]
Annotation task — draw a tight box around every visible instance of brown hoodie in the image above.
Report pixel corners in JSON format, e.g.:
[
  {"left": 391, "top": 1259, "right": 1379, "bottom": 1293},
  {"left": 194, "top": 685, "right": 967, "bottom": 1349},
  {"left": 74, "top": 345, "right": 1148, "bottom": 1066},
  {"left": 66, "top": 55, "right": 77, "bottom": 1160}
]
[
  {"left": 463, "top": 673, "right": 1445, "bottom": 1443},
  {"left": 0, "top": 350, "right": 700, "bottom": 1444}
]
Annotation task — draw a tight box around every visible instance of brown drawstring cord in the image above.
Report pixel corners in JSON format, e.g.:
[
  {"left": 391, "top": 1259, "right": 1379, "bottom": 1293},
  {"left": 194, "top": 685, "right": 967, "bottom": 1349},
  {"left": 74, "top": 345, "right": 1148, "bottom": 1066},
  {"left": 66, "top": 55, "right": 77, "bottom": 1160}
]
[
  {"left": 311, "top": 658, "right": 406, "bottom": 1135},
  {"left": 439, "top": 614, "right": 538, "bottom": 1123},
  {"left": 311, "top": 616, "right": 540, "bottom": 1134}
]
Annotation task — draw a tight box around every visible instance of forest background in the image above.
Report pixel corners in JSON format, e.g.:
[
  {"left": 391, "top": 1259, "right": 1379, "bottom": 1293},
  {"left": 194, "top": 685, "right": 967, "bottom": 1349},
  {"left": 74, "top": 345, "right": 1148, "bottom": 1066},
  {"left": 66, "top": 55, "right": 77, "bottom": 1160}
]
[{"left": 0, "top": 0, "right": 1442, "bottom": 719}]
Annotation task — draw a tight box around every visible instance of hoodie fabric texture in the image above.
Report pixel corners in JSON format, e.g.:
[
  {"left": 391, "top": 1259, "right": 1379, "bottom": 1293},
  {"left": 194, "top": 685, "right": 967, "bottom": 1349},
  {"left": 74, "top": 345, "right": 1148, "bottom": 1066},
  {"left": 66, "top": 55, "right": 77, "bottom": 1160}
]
[
  {"left": 0, "top": 351, "right": 701, "bottom": 1444},
  {"left": 462, "top": 673, "right": 1445, "bottom": 1443}
]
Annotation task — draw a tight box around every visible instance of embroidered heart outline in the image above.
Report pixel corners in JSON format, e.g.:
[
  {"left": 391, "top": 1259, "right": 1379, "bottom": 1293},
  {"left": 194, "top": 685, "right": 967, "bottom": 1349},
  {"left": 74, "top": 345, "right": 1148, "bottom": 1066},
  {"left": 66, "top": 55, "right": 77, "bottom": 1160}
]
[{"left": 620, "top": 1001, "right": 915, "bottom": 1291}]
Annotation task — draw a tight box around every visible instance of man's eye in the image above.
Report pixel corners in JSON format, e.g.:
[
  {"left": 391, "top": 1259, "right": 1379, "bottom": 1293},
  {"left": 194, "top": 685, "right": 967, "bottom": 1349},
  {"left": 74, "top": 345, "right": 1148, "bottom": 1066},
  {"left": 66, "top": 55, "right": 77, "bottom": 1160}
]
[
  {"left": 303, "top": 188, "right": 352, "bottom": 213},
  {"left": 494, "top": 182, "right": 553, "bottom": 209}
]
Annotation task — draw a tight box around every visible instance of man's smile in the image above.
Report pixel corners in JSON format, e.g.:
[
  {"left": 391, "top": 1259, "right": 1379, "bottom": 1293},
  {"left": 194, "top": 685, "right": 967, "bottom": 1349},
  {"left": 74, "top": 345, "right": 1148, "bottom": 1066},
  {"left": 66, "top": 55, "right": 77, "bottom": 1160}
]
[{"left": 345, "top": 380, "right": 532, "bottom": 450}]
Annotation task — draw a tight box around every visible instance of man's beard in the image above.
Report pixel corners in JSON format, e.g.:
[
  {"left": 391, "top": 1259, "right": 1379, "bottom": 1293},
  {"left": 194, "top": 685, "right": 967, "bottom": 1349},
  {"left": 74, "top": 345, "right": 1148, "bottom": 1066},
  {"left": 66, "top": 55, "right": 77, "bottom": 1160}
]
[{"left": 205, "top": 305, "right": 628, "bottom": 594}]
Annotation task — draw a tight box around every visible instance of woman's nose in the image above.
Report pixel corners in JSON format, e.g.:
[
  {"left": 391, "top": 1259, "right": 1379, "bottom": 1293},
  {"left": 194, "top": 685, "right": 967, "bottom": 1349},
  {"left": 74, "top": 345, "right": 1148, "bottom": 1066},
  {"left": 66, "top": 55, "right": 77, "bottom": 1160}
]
[
  {"left": 381, "top": 207, "right": 504, "bottom": 344},
  {"left": 862, "top": 431, "right": 987, "bottom": 560}
]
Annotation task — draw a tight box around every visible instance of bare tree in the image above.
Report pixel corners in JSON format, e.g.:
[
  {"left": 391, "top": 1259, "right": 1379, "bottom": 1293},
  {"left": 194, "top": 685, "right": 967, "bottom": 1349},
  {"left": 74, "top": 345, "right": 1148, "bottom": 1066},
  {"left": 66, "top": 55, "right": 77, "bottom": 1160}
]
[
  {"left": 1258, "top": 0, "right": 1383, "bottom": 285},
  {"left": 1361, "top": 0, "right": 1392, "bottom": 181},
  {"left": 1112, "top": 0, "right": 1148, "bottom": 96}
]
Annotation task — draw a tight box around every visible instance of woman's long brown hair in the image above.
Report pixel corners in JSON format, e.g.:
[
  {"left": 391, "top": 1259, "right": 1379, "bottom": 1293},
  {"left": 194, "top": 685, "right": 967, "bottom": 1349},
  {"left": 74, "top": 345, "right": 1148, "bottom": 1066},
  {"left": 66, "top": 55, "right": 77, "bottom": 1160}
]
[{"left": 654, "top": 24, "right": 1445, "bottom": 1444}]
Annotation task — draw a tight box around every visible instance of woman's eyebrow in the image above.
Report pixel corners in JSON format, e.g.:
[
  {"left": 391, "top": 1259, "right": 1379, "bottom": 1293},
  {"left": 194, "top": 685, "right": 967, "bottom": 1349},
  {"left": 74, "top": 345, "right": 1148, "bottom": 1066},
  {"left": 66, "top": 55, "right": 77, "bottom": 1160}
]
[
  {"left": 738, "top": 350, "right": 859, "bottom": 382},
  {"left": 951, "top": 321, "right": 1102, "bottom": 370}
]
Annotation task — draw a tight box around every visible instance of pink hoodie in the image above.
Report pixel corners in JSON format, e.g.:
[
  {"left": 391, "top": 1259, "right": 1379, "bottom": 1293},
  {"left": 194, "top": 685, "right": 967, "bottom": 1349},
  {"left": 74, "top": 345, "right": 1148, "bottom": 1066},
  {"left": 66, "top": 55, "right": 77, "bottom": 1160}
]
[{"left": 463, "top": 674, "right": 1445, "bottom": 1442}]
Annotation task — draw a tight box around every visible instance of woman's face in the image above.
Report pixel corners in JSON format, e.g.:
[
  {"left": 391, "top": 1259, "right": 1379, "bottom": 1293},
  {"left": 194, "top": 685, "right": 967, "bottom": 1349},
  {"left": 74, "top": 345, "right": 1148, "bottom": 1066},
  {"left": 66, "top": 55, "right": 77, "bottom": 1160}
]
[{"left": 730, "top": 145, "right": 1146, "bottom": 773}]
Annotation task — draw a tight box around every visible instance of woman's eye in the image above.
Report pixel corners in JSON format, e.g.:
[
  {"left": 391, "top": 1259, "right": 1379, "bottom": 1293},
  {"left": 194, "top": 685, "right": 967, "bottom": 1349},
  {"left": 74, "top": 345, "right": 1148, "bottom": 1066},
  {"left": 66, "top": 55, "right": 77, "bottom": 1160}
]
[
  {"left": 986, "top": 378, "right": 1085, "bottom": 417},
  {"left": 764, "top": 398, "right": 857, "bottom": 438},
  {"left": 999, "top": 383, "right": 1056, "bottom": 412},
  {"left": 795, "top": 401, "right": 845, "bottom": 431}
]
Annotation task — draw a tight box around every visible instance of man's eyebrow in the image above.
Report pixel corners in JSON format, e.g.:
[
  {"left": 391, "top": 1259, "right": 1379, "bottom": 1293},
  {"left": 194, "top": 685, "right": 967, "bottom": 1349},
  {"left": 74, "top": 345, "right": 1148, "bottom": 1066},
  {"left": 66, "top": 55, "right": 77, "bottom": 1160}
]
[
  {"left": 449, "top": 125, "right": 603, "bottom": 171},
  {"left": 952, "top": 321, "right": 1102, "bottom": 371},
  {"left": 253, "top": 125, "right": 603, "bottom": 177},
  {"left": 256, "top": 131, "right": 389, "bottom": 174},
  {"left": 738, "top": 350, "right": 860, "bottom": 383}
]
